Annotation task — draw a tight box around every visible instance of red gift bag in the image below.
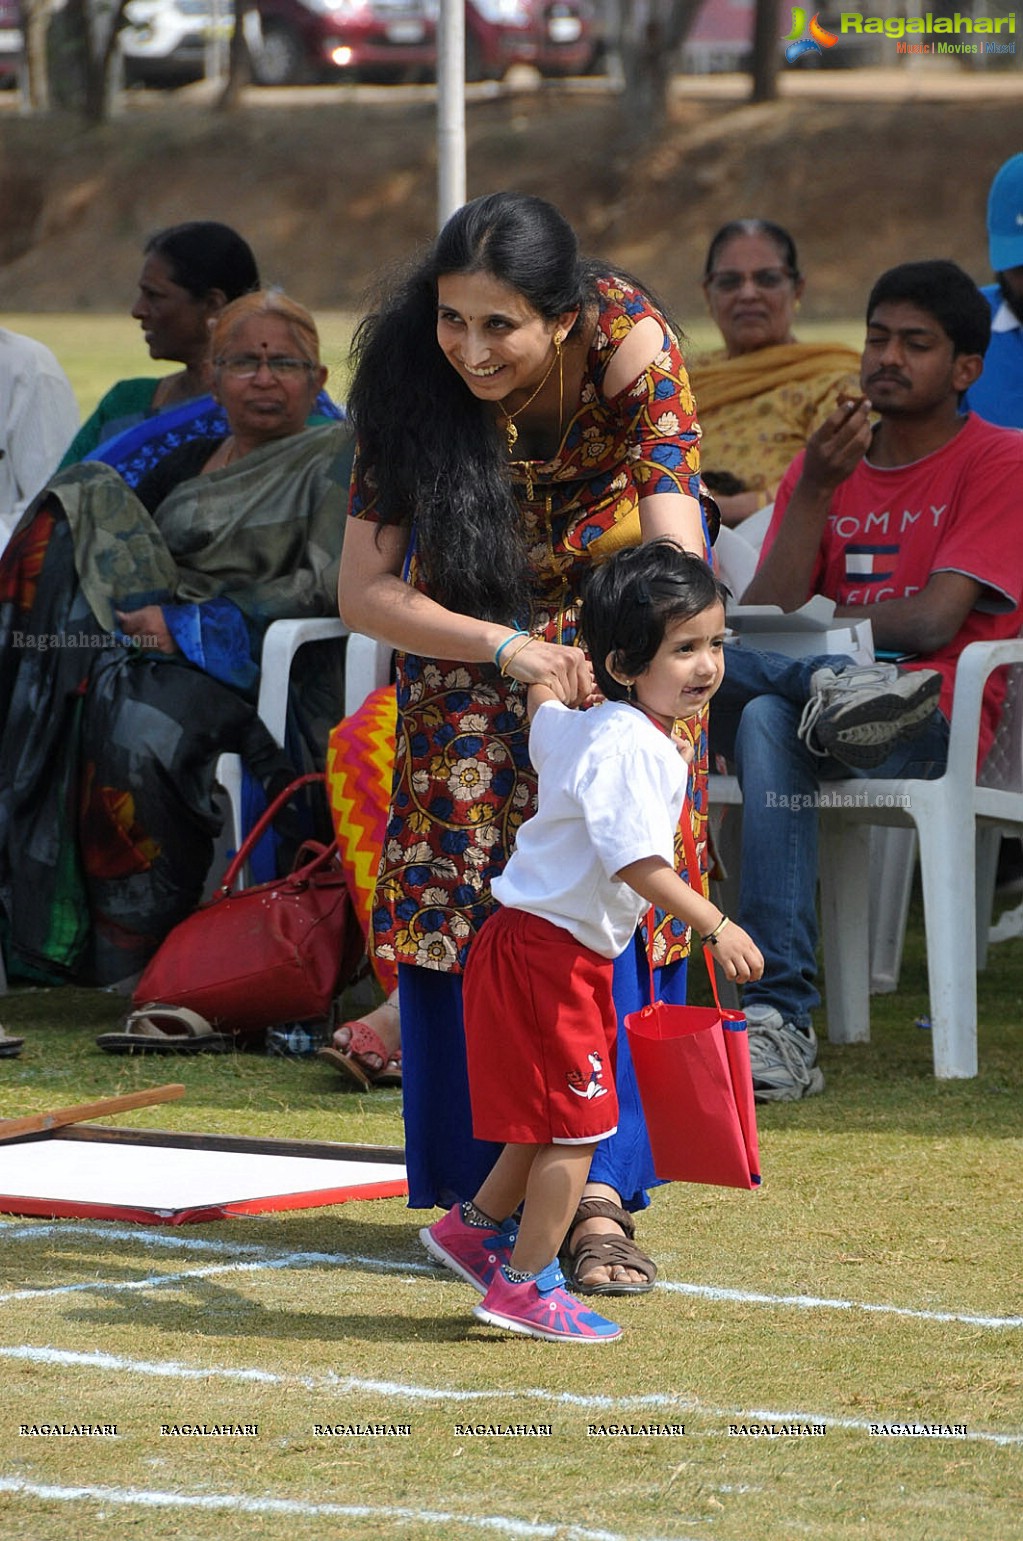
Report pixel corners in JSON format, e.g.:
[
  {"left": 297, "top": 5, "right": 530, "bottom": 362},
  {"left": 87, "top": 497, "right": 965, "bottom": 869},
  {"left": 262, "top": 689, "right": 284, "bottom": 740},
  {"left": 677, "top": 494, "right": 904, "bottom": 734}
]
[{"left": 624, "top": 811, "right": 761, "bottom": 1189}]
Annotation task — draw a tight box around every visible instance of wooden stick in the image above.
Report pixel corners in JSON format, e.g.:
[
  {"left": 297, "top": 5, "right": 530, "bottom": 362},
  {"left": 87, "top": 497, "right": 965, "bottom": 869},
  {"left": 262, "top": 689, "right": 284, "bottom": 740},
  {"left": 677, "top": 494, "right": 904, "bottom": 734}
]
[{"left": 0, "top": 1084, "right": 186, "bottom": 1144}]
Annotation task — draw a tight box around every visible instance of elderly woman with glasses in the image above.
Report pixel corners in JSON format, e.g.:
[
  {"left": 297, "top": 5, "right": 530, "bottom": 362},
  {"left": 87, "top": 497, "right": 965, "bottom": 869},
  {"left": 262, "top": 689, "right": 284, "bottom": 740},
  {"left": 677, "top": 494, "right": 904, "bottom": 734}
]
[
  {"left": 0, "top": 291, "right": 352, "bottom": 991},
  {"left": 689, "top": 219, "right": 860, "bottom": 529}
]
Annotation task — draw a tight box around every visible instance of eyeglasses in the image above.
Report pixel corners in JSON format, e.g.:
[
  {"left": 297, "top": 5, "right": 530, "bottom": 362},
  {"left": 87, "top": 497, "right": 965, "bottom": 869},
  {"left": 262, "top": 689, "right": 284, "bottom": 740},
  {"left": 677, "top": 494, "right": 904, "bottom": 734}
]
[
  {"left": 705, "top": 268, "right": 795, "bottom": 294},
  {"left": 214, "top": 354, "right": 316, "bottom": 379}
]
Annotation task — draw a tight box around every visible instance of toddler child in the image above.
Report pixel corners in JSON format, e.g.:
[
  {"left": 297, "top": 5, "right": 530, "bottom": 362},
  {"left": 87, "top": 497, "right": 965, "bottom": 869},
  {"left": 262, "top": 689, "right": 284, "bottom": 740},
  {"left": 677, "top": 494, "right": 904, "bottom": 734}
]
[{"left": 421, "top": 541, "right": 764, "bottom": 1342}]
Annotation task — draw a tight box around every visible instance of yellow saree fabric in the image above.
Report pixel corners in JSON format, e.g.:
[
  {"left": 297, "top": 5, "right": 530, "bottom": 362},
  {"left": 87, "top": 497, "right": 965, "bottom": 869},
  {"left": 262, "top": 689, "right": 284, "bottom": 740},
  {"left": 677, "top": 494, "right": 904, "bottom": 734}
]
[{"left": 690, "top": 342, "right": 861, "bottom": 505}]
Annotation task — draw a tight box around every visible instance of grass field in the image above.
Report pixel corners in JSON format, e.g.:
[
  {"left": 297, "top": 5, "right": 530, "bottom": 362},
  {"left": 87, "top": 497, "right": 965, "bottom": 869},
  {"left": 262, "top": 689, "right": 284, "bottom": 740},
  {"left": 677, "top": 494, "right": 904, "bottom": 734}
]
[
  {"left": 1, "top": 315, "right": 1021, "bottom": 1539},
  {"left": 2, "top": 897, "right": 1022, "bottom": 1541}
]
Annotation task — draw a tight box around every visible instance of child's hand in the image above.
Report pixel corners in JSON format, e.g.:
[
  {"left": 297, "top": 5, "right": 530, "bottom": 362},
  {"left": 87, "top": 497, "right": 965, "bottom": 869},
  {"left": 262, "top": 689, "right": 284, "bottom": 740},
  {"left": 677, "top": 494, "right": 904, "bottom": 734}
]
[
  {"left": 707, "top": 920, "right": 763, "bottom": 984},
  {"left": 670, "top": 728, "right": 695, "bottom": 765}
]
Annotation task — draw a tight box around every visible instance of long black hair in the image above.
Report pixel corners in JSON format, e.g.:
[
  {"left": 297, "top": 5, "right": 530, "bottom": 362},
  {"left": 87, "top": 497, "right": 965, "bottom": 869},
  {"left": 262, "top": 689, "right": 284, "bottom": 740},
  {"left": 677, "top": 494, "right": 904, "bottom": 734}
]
[
  {"left": 346, "top": 192, "right": 603, "bottom": 623},
  {"left": 145, "top": 221, "right": 260, "bottom": 302}
]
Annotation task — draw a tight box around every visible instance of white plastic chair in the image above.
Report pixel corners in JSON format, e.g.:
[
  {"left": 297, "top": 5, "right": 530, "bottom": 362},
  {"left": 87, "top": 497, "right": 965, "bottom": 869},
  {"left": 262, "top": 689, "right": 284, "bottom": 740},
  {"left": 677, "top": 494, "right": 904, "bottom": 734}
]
[
  {"left": 818, "top": 637, "right": 1023, "bottom": 1078},
  {"left": 732, "top": 502, "right": 774, "bottom": 555},
  {"left": 215, "top": 618, "right": 347, "bottom": 855},
  {"left": 713, "top": 524, "right": 758, "bottom": 608},
  {"left": 343, "top": 627, "right": 394, "bottom": 717},
  {"left": 214, "top": 621, "right": 392, "bottom": 861},
  {"left": 710, "top": 638, "right": 1023, "bottom": 1080}
]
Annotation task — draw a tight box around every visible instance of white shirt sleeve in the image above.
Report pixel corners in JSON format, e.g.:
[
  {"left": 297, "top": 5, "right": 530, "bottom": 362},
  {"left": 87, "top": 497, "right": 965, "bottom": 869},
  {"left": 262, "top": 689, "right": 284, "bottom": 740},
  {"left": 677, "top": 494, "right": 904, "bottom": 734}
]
[{"left": 0, "top": 331, "right": 81, "bottom": 550}]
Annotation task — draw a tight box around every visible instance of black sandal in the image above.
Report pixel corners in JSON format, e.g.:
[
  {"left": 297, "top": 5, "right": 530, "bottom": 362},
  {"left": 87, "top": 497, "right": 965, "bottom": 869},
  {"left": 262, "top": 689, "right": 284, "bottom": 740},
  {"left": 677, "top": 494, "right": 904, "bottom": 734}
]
[{"left": 563, "top": 1197, "right": 657, "bottom": 1296}]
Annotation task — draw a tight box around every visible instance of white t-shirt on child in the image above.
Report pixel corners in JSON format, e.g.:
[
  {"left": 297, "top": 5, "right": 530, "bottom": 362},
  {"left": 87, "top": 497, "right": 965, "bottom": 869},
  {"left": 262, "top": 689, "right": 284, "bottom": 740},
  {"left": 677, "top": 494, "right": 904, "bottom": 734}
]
[{"left": 491, "top": 698, "right": 689, "bottom": 959}]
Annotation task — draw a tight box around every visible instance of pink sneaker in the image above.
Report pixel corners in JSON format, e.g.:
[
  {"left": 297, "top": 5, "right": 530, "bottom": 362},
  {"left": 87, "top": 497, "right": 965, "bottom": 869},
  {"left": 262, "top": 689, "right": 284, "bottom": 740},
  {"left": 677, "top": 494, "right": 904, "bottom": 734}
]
[
  {"left": 420, "top": 1205, "right": 517, "bottom": 1293},
  {"left": 473, "top": 1262, "right": 622, "bottom": 1343}
]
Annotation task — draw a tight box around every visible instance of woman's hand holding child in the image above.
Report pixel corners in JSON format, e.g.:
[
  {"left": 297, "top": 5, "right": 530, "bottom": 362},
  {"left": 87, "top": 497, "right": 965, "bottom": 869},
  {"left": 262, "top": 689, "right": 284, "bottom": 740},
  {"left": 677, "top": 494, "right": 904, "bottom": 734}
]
[{"left": 506, "top": 638, "right": 594, "bottom": 707}]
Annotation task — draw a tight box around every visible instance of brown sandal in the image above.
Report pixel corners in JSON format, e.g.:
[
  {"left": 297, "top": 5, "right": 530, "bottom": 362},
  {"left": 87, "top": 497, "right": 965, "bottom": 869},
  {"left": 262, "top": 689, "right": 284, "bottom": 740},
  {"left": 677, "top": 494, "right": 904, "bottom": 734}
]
[
  {"left": 563, "top": 1197, "right": 657, "bottom": 1296},
  {"left": 315, "top": 1017, "right": 402, "bottom": 1089}
]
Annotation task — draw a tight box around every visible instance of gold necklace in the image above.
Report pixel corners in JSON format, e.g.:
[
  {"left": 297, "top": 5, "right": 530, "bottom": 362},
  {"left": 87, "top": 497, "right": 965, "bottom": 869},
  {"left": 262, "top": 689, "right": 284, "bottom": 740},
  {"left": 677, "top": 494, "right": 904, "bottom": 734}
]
[{"left": 498, "top": 337, "right": 561, "bottom": 454}]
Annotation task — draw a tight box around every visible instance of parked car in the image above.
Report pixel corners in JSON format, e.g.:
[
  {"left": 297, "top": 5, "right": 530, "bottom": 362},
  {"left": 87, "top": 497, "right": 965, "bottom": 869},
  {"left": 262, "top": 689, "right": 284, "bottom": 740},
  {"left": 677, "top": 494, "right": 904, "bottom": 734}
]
[
  {"left": 0, "top": 0, "right": 23, "bottom": 88},
  {"left": 120, "top": 0, "right": 224, "bottom": 87},
  {"left": 249, "top": 0, "right": 599, "bottom": 88}
]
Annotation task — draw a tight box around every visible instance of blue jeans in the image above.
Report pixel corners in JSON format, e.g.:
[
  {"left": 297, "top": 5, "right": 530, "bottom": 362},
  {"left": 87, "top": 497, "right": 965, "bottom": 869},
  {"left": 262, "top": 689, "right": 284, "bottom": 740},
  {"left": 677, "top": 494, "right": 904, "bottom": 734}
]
[{"left": 709, "top": 647, "right": 949, "bottom": 1026}]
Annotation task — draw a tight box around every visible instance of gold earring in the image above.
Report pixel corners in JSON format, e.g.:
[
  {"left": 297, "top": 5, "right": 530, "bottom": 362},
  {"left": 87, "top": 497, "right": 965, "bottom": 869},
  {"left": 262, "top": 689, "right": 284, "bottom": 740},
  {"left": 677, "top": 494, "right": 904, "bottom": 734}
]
[{"left": 554, "top": 331, "right": 565, "bottom": 436}]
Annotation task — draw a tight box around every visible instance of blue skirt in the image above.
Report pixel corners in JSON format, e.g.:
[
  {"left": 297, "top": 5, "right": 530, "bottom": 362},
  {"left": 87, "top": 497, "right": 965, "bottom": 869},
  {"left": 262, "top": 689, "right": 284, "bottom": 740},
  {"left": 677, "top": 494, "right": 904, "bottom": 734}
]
[{"left": 397, "top": 934, "right": 688, "bottom": 1213}]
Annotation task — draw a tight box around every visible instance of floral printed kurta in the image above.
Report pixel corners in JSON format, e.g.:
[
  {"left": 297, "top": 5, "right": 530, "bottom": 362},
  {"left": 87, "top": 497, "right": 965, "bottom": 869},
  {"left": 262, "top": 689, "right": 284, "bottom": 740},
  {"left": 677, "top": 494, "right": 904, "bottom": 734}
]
[{"left": 350, "top": 275, "right": 708, "bottom": 974}]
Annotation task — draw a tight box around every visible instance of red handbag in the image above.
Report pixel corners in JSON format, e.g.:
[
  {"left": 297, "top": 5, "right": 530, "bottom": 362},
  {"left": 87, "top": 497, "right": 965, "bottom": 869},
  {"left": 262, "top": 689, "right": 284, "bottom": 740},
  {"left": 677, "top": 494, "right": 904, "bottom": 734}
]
[
  {"left": 624, "top": 808, "right": 761, "bottom": 1190},
  {"left": 132, "top": 773, "right": 366, "bottom": 1039}
]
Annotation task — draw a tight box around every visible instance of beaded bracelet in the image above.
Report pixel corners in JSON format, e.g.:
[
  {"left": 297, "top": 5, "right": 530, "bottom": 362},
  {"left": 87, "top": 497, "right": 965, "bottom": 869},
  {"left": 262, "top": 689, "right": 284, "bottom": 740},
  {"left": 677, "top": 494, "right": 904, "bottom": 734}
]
[
  {"left": 494, "top": 629, "right": 529, "bottom": 669},
  {"left": 498, "top": 634, "right": 537, "bottom": 676},
  {"left": 701, "top": 915, "right": 730, "bottom": 947}
]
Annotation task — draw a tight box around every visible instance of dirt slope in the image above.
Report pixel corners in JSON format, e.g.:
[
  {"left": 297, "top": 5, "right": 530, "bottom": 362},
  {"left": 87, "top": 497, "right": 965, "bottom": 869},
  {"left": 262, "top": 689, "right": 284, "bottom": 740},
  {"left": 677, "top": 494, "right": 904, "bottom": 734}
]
[{"left": 0, "top": 83, "right": 1017, "bottom": 320}]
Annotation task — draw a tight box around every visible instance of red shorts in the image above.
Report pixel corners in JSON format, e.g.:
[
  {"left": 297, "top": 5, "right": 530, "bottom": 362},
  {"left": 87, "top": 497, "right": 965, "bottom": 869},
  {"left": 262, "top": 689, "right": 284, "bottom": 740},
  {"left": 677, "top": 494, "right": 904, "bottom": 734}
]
[{"left": 463, "top": 906, "right": 619, "bottom": 1146}]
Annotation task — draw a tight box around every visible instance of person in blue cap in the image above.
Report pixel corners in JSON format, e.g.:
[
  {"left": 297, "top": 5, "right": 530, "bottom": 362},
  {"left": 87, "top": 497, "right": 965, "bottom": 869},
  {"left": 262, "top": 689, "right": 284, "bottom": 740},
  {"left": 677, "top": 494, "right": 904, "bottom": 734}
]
[
  {"left": 964, "top": 153, "right": 1023, "bottom": 429},
  {"left": 964, "top": 155, "right": 1023, "bottom": 895}
]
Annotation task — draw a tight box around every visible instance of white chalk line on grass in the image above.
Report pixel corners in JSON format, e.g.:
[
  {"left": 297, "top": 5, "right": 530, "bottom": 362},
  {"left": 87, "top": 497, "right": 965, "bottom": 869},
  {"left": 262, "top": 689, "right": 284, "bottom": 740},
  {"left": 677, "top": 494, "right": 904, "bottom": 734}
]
[
  {"left": 0, "top": 1478, "right": 697, "bottom": 1541},
  {"left": 4, "top": 1342, "right": 693, "bottom": 1403},
  {"left": 4, "top": 1221, "right": 1021, "bottom": 1331},
  {"left": 0, "top": 1250, "right": 434, "bottom": 1307},
  {"left": 660, "top": 1280, "right": 1023, "bottom": 1331},
  {"left": 1, "top": 1221, "right": 309, "bottom": 1254},
  {"left": 3, "top": 1344, "right": 1022, "bottom": 1448}
]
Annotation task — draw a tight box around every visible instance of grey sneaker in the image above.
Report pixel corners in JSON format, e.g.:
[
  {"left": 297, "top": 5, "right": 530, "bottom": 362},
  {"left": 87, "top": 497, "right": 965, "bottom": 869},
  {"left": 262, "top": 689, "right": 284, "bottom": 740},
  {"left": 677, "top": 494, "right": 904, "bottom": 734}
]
[
  {"left": 797, "top": 663, "right": 941, "bottom": 770},
  {"left": 745, "top": 1007, "right": 824, "bottom": 1102}
]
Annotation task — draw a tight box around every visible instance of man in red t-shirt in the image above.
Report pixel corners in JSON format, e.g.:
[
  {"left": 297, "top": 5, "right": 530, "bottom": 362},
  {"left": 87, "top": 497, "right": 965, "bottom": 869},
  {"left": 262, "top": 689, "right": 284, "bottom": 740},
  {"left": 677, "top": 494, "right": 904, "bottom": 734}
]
[{"left": 710, "top": 259, "right": 1023, "bottom": 1102}]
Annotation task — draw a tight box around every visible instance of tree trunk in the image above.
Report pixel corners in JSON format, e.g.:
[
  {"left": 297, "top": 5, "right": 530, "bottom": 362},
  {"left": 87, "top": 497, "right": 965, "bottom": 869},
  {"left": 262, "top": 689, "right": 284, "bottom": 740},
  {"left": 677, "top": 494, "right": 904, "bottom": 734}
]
[
  {"left": 49, "top": 0, "right": 128, "bottom": 121},
  {"left": 750, "top": 0, "right": 781, "bottom": 103},
  {"left": 613, "top": 0, "right": 702, "bottom": 140},
  {"left": 217, "top": 0, "right": 254, "bottom": 110},
  {"left": 22, "top": 0, "right": 51, "bottom": 111}
]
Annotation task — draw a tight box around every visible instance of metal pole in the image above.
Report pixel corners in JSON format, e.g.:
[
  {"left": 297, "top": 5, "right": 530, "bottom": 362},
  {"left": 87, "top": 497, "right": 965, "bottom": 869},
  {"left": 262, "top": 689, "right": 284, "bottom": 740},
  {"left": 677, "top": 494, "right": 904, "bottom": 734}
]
[{"left": 436, "top": 0, "right": 466, "bottom": 228}]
